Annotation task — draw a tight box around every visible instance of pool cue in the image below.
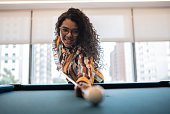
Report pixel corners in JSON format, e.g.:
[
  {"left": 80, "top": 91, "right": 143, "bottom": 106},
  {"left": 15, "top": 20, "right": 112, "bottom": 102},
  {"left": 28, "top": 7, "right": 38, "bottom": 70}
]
[
  {"left": 59, "top": 70, "right": 104, "bottom": 105},
  {"left": 59, "top": 70, "right": 78, "bottom": 86}
]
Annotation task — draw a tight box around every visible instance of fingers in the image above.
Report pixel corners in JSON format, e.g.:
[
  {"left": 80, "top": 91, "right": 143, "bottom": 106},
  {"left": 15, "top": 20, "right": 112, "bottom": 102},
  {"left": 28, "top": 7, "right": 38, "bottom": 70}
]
[
  {"left": 75, "top": 85, "right": 83, "bottom": 97},
  {"left": 74, "top": 82, "right": 90, "bottom": 98}
]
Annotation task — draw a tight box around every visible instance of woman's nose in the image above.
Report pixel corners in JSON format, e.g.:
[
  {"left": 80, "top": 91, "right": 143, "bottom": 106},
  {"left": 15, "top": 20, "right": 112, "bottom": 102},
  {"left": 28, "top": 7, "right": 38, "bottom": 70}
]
[{"left": 66, "top": 31, "right": 72, "bottom": 37}]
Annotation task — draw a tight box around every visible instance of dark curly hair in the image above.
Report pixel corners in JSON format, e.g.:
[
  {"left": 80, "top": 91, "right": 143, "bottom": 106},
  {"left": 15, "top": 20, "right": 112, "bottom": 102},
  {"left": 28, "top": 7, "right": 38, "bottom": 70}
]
[{"left": 55, "top": 8, "right": 103, "bottom": 69}]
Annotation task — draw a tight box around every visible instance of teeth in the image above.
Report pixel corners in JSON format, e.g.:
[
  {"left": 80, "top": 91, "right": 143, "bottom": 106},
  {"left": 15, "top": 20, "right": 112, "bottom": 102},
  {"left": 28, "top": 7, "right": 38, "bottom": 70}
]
[{"left": 66, "top": 39, "right": 71, "bottom": 41}]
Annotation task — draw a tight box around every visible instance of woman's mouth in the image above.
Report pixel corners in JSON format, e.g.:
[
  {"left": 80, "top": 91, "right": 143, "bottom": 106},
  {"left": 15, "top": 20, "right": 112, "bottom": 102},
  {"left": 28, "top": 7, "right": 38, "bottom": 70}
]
[{"left": 65, "top": 39, "right": 72, "bottom": 44}]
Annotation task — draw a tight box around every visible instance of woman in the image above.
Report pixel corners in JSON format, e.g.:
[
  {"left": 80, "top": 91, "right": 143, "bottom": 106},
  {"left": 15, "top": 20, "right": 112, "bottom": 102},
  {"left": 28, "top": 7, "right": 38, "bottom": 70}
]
[{"left": 52, "top": 8, "right": 104, "bottom": 97}]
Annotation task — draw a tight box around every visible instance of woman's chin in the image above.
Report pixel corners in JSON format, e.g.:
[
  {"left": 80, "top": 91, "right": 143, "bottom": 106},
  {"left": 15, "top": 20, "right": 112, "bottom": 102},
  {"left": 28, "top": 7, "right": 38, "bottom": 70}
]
[{"left": 64, "top": 43, "right": 72, "bottom": 48}]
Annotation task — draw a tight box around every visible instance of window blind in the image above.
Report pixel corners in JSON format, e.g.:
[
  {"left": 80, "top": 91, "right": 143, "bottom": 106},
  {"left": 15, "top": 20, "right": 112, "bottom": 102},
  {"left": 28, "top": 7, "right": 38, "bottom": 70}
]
[
  {"left": 133, "top": 8, "right": 170, "bottom": 42},
  {"left": 84, "top": 8, "right": 133, "bottom": 42},
  {"left": 32, "top": 9, "right": 65, "bottom": 44},
  {"left": 32, "top": 8, "right": 133, "bottom": 43},
  {"left": 0, "top": 10, "right": 31, "bottom": 44}
]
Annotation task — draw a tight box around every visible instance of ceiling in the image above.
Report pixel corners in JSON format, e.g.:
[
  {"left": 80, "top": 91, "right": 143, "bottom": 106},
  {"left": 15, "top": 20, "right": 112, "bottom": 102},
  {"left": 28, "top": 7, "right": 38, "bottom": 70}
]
[{"left": 0, "top": 0, "right": 170, "bottom": 10}]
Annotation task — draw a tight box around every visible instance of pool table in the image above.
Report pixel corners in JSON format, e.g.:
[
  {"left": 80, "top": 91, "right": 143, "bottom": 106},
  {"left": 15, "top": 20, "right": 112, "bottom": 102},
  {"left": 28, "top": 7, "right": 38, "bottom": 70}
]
[{"left": 0, "top": 81, "right": 170, "bottom": 114}]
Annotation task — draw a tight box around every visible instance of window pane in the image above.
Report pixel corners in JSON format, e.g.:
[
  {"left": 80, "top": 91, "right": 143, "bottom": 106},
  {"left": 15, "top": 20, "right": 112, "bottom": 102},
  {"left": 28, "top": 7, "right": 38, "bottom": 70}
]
[
  {"left": 135, "top": 42, "right": 170, "bottom": 82},
  {"left": 0, "top": 44, "right": 29, "bottom": 85},
  {"left": 100, "top": 42, "right": 134, "bottom": 83},
  {"left": 32, "top": 44, "right": 67, "bottom": 84}
]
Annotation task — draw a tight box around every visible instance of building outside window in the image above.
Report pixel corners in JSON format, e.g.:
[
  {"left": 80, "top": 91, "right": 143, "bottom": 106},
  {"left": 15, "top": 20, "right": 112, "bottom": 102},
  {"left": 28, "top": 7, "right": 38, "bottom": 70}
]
[{"left": 0, "top": 44, "right": 29, "bottom": 85}]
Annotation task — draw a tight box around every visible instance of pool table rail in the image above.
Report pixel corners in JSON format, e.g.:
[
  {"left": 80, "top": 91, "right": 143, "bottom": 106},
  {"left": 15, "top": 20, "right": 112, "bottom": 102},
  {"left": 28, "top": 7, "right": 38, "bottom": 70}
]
[{"left": 0, "top": 81, "right": 169, "bottom": 93}]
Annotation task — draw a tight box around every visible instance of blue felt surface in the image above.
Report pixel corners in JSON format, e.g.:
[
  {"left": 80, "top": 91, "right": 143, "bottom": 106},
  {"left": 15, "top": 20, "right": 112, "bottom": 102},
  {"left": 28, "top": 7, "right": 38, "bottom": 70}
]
[{"left": 0, "top": 87, "right": 170, "bottom": 114}]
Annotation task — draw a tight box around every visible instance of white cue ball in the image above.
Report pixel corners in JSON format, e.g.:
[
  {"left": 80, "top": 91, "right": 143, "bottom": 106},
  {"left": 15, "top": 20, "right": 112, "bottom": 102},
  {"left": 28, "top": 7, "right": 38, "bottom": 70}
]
[{"left": 84, "top": 85, "right": 104, "bottom": 105}]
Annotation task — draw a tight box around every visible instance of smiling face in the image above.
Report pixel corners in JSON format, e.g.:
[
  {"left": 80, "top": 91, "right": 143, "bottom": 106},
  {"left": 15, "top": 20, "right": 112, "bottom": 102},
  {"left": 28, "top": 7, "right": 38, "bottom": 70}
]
[{"left": 59, "top": 18, "right": 79, "bottom": 48}]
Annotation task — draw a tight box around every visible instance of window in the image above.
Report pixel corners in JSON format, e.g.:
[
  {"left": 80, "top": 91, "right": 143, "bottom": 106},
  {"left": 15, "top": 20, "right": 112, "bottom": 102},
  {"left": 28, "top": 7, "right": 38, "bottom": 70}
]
[
  {"left": 30, "top": 9, "right": 134, "bottom": 84},
  {"left": 5, "top": 53, "right": 8, "bottom": 57},
  {"left": 136, "top": 42, "right": 170, "bottom": 82},
  {"left": 31, "top": 44, "right": 67, "bottom": 84},
  {"left": 13, "top": 45, "right": 16, "bottom": 48},
  {"left": 1, "top": 8, "right": 170, "bottom": 85},
  {"left": 4, "top": 60, "right": 8, "bottom": 63},
  {"left": 12, "top": 68, "right": 15, "bottom": 71},
  {"left": 12, "top": 60, "right": 15, "bottom": 63},
  {"left": 12, "top": 53, "right": 16, "bottom": 56},
  {"left": 31, "top": 42, "right": 134, "bottom": 84},
  {"left": 100, "top": 42, "right": 134, "bottom": 83},
  {"left": 0, "top": 44, "right": 29, "bottom": 85}
]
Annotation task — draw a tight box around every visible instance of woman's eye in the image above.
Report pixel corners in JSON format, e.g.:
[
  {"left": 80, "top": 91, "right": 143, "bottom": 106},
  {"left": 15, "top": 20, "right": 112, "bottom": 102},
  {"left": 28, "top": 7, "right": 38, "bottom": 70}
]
[
  {"left": 73, "top": 30, "right": 79, "bottom": 34},
  {"left": 63, "top": 28, "right": 69, "bottom": 32}
]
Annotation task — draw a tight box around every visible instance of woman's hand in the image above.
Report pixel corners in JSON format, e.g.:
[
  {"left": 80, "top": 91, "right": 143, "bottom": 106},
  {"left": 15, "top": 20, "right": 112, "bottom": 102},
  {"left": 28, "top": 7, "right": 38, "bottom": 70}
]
[{"left": 74, "top": 82, "right": 90, "bottom": 98}]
